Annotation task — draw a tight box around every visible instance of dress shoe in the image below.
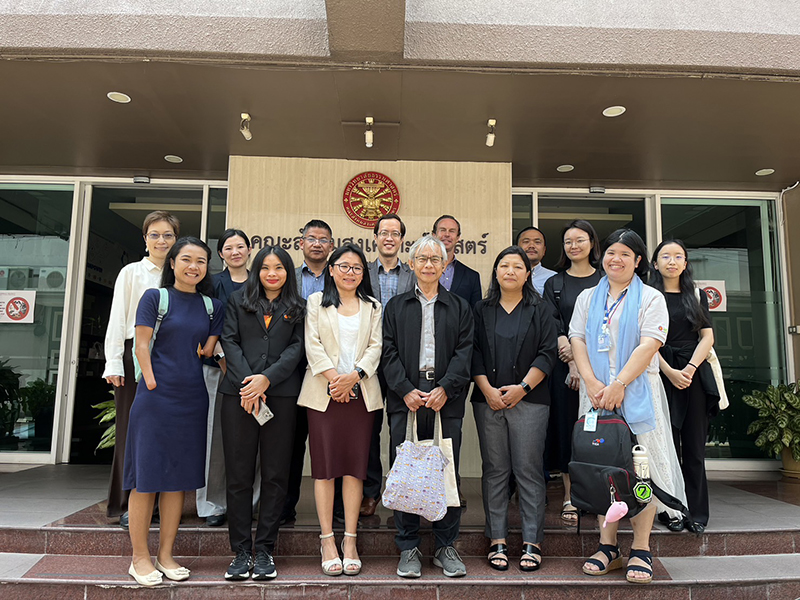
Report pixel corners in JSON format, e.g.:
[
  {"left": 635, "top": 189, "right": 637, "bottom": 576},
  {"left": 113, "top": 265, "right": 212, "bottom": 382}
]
[
  {"left": 119, "top": 512, "right": 129, "bottom": 529},
  {"left": 359, "top": 496, "right": 378, "bottom": 517},
  {"left": 687, "top": 521, "right": 706, "bottom": 534},
  {"left": 206, "top": 513, "right": 227, "bottom": 527}
]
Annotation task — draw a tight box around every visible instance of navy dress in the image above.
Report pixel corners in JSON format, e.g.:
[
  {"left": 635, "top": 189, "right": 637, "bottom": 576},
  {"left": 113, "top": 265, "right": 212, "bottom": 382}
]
[{"left": 123, "top": 287, "right": 224, "bottom": 493}]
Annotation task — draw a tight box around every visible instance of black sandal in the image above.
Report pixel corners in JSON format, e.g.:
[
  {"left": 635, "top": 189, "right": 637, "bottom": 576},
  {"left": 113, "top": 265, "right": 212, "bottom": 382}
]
[
  {"left": 582, "top": 543, "right": 623, "bottom": 576},
  {"left": 487, "top": 543, "right": 509, "bottom": 571},
  {"left": 519, "top": 543, "right": 542, "bottom": 572},
  {"left": 625, "top": 548, "right": 653, "bottom": 584}
]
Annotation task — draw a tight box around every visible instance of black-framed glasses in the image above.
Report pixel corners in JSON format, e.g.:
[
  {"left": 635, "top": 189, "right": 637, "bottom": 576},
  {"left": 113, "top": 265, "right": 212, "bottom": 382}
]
[{"left": 333, "top": 263, "right": 364, "bottom": 275}]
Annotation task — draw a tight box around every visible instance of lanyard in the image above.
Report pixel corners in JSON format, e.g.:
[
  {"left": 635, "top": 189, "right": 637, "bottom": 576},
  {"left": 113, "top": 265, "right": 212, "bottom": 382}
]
[{"left": 602, "top": 289, "right": 628, "bottom": 332}]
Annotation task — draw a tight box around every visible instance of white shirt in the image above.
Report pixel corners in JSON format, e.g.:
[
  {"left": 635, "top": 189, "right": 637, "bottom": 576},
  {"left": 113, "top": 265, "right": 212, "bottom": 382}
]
[
  {"left": 336, "top": 311, "right": 361, "bottom": 374},
  {"left": 530, "top": 263, "right": 557, "bottom": 295},
  {"left": 102, "top": 258, "right": 163, "bottom": 378}
]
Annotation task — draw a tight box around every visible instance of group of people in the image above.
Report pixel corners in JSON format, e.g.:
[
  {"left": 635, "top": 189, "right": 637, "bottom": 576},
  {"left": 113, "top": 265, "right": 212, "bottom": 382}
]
[{"left": 102, "top": 209, "right": 720, "bottom": 586}]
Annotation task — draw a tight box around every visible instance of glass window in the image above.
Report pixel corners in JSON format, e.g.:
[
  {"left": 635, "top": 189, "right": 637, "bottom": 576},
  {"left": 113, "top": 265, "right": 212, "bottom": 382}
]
[
  {"left": 0, "top": 184, "right": 74, "bottom": 452},
  {"left": 207, "top": 188, "right": 228, "bottom": 275},
  {"left": 512, "top": 193, "right": 533, "bottom": 245},
  {"left": 661, "top": 199, "right": 785, "bottom": 459}
]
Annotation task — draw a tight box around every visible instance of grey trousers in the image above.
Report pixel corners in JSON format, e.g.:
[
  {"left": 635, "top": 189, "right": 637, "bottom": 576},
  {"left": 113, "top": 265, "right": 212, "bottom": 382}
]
[{"left": 473, "top": 401, "right": 549, "bottom": 544}]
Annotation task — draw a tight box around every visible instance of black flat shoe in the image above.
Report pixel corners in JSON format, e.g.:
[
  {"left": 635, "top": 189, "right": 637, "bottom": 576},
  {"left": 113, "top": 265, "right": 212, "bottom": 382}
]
[
  {"left": 687, "top": 521, "right": 705, "bottom": 534},
  {"left": 206, "top": 513, "right": 227, "bottom": 527},
  {"left": 666, "top": 517, "right": 684, "bottom": 532}
]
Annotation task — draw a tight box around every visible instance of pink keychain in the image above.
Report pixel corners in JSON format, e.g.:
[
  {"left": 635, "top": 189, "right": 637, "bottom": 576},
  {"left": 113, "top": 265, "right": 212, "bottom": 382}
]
[{"left": 603, "top": 501, "right": 629, "bottom": 527}]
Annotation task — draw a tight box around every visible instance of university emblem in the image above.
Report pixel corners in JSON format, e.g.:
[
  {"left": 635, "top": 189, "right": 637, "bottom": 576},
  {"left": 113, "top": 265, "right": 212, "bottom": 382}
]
[{"left": 342, "top": 172, "right": 400, "bottom": 229}]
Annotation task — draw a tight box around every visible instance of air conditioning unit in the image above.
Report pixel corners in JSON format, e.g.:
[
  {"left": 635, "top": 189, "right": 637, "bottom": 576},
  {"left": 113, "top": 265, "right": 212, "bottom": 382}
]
[
  {"left": 39, "top": 267, "right": 67, "bottom": 291},
  {"left": 0, "top": 267, "right": 30, "bottom": 290}
]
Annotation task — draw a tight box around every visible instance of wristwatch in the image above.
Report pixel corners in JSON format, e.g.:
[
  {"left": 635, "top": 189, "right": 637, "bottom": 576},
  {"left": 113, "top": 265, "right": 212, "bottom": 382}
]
[
  {"left": 519, "top": 381, "right": 531, "bottom": 393},
  {"left": 355, "top": 367, "right": 366, "bottom": 380},
  {"left": 213, "top": 352, "right": 225, "bottom": 363}
]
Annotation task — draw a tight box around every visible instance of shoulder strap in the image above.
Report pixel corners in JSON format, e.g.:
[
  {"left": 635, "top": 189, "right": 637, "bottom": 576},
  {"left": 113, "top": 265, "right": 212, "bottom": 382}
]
[
  {"left": 200, "top": 294, "right": 214, "bottom": 320},
  {"left": 152, "top": 288, "right": 169, "bottom": 338},
  {"left": 552, "top": 271, "right": 565, "bottom": 301}
]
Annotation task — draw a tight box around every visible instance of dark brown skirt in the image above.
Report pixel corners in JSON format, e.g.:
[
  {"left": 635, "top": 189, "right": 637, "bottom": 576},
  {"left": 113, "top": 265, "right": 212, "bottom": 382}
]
[{"left": 307, "top": 391, "right": 375, "bottom": 481}]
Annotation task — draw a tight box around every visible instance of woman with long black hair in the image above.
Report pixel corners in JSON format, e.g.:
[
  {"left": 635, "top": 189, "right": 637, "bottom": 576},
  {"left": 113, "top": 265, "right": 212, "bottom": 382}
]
[
  {"left": 219, "top": 245, "right": 306, "bottom": 580},
  {"left": 651, "top": 239, "right": 718, "bottom": 534},
  {"left": 542, "top": 219, "right": 602, "bottom": 525},
  {"left": 124, "top": 237, "right": 224, "bottom": 586},
  {"left": 298, "top": 243, "right": 383, "bottom": 577}
]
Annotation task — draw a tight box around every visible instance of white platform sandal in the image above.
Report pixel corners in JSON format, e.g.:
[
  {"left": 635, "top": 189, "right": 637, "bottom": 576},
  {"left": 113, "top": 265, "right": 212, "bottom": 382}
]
[
  {"left": 340, "top": 531, "right": 362, "bottom": 576},
  {"left": 320, "top": 532, "right": 343, "bottom": 576}
]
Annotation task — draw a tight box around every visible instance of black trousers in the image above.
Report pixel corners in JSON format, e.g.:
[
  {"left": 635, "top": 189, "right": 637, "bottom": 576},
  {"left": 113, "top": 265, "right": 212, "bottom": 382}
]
[
  {"left": 388, "top": 383, "right": 462, "bottom": 551},
  {"left": 106, "top": 339, "right": 135, "bottom": 517},
  {"left": 672, "top": 379, "right": 710, "bottom": 526},
  {"left": 221, "top": 393, "right": 296, "bottom": 553},
  {"left": 363, "top": 407, "right": 384, "bottom": 500},
  {"left": 281, "top": 405, "right": 308, "bottom": 518}
]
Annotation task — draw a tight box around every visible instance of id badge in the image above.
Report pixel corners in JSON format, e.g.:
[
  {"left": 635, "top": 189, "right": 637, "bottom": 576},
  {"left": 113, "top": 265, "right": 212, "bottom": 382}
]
[
  {"left": 597, "top": 332, "right": 611, "bottom": 352},
  {"left": 584, "top": 410, "right": 598, "bottom": 432}
]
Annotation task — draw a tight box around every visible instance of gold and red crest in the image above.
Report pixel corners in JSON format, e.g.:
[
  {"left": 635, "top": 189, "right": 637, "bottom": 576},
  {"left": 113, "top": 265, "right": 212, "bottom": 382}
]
[{"left": 342, "top": 172, "right": 401, "bottom": 229}]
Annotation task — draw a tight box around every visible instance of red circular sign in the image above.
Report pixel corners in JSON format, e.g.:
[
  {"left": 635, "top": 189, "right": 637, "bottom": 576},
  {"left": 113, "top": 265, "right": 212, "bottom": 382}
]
[
  {"left": 342, "top": 172, "right": 401, "bottom": 229},
  {"left": 5, "top": 296, "right": 30, "bottom": 321},
  {"left": 703, "top": 286, "right": 722, "bottom": 310}
]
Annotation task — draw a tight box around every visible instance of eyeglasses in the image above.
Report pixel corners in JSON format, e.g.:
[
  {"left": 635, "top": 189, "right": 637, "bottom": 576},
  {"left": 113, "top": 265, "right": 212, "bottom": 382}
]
[
  {"left": 377, "top": 231, "right": 402, "bottom": 239},
  {"left": 659, "top": 254, "right": 686, "bottom": 262},
  {"left": 333, "top": 263, "right": 363, "bottom": 275},
  {"left": 564, "top": 238, "right": 589, "bottom": 247},
  {"left": 146, "top": 233, "right": 176, "bottom": 241},
  {"left": 414, "top": 255, "right": 444, "bottom": 265},
  {"left": 304, "top": 236, "right": 331, "bottom": 246}
]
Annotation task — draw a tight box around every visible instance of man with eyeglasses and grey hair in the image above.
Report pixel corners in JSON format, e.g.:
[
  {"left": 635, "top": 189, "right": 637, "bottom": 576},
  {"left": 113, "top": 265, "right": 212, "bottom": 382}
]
[
  {"left": 359, "top": 214, "right": 417, "bottom": 518},
  {"left": 382, "top": 234, "right": 474, "bottom": 579}
]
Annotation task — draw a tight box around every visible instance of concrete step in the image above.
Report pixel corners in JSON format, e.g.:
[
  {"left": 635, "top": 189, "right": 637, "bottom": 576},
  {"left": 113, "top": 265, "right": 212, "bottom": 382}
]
[
  {"left": 1, "top": 522, "right": 798, "bottom": 558},
  {"left": 2, "top": 553, "right": 800, "bottom": 600}
]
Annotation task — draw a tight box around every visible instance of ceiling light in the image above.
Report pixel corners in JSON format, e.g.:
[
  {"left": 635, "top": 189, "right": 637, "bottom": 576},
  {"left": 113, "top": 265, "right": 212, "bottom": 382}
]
[
  {"left": 602, "top": 105, "right": 626, "bottom": 117},
  {"left": 556, "top": 164, "right": 574, "bottom": 173},
  {"left": 365, "top": 117, "right": 374, "bottom": 148},
  {"left": 164, "top": 155, "right": 183, "bottom": 164},
  {"left": 240, "top": 113, "right": 252, "bottom": 141},
  {"left": 107, "top": 91, "right": 131, "bottom": 104},
  {"left": 485, "top": 119, "right": 496, "bottom": 147},
  {"left": 755, "top": 168, "right": 775, "bottom": 176}
]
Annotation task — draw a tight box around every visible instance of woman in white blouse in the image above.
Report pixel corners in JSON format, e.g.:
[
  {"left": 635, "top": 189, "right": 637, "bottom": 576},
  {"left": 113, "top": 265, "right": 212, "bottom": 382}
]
[
  {"left": 102, "top": 210, "right": 179, "bottom": 525},
  {"left": 297, "top": 243, "right": 382, "bottom": 577}
]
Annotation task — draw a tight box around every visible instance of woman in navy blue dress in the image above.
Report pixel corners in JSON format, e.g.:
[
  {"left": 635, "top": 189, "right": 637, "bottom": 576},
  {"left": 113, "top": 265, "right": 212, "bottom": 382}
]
[{"left": 123, "top": 237, "right": 224, "bottom": 586}]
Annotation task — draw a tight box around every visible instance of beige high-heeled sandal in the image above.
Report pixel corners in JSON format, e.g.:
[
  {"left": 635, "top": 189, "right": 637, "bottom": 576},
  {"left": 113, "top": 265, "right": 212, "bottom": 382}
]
[
  {"left": 340, "top": 531, "right": 362, "bottom": 576},
  {"left": 320, "top": 532, "right": 343, "bottom": 576}
]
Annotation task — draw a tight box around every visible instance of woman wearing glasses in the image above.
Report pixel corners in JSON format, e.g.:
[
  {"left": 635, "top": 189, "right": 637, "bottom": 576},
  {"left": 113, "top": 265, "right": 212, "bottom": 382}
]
[
  {"left": 102, "top": 210, "right": 179, "bottom": 527},
  {"left": 298, "top": 243, "right": 383, "bottom": 577}
]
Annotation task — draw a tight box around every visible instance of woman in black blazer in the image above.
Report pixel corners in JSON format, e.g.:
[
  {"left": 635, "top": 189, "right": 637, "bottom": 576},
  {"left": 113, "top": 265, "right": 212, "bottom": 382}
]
[
  {"left": 472, "top": 246, "right": 557, "bottom": 573},
  {"left": 219, "top": 245, "right": 306, "bottom": 581}
]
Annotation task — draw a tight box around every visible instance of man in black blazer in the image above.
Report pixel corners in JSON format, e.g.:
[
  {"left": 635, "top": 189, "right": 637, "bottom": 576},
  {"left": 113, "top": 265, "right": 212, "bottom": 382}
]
[
  {"left": 433, "top": 215, "right": 482, "bottom": 306},
  {"left": 360, "top": 214, "right": 416, "bottom": 517},
  {"left": 382, "top": 235, "right": 474, "bottom": 578}
]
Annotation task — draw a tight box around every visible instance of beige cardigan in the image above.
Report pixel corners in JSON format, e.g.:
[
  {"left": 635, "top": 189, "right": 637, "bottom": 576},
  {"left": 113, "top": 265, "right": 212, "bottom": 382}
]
[{"left": 297, "top": 292, "right": 383, "bottom": 412}]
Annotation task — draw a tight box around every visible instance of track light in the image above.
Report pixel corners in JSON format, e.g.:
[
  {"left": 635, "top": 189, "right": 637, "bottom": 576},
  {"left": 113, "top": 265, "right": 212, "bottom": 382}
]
[
  {"left": 240, "top": 113, "right": 252, "bottom": 141},
  {"left": 485, "top": 119, "right": 496, "bottom": 147},
  {"left": 365, "top": 117, "right": 374, "bottom": 148}
]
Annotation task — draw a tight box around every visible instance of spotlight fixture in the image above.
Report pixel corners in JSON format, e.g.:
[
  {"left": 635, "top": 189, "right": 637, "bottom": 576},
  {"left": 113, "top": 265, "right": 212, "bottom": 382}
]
[
  {"left": 107, "top": 91, "right": 131, "bottom": 104},
  {"left": 365, "top": 117, "right": 374, "bottom": 148},
  {"left": 485, "top": 119, "right": 496, "bottom": 147},
  {"left": 240, "top": 113, "right": 252, "bottom": 141},
  {"left": 556, "top": 164, "right": 575, "bottom": 173},
  {"left": 602, "top": 105, "right": 626, "bottom": 117},
  {"left": 755, "top": 168, "right": 775, "bottom": 176}
]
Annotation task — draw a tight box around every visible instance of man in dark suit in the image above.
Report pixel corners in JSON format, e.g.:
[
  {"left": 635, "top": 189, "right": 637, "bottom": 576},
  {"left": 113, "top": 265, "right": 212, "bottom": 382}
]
[
  {"left": 382, "top": 235, "right": 474, "bottom": 579},
  {"left": 360, "top": 213, "right": 416, "bottom": 517},
  {"left": 433, "top": 215, "right": 482, "bottom": 306},
  {"left": 282, "top": 219, "right": 333, "bottom": 525}
]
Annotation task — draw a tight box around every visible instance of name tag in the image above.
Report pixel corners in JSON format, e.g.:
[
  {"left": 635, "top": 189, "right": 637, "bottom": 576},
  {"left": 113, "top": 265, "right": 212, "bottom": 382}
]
[
  {"left": 584, "top": 410, "right": 598, "bottom": 432},
  {"left": 597, "top": 332, "right": 610, "bottom": 352}
]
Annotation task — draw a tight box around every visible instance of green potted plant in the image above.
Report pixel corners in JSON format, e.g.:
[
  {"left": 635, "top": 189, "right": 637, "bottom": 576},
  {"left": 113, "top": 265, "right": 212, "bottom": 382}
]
[
  {"left": 92, "top": 397, "right": 116, "bottom": 450},
  {"left": 0, "top": 359, "right": 23, "bottom": 441},
  {"left": 20, "top": 378, "right": 57, "bottom": 440},
  {"left": 742, "top": 382, "right": 800, "bottom": 478}
]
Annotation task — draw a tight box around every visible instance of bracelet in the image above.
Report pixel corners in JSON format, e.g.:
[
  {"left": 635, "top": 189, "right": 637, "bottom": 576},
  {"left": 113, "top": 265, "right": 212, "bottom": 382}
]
[
  {"left": 687, "top": 362, "right": 698, "bottom": 369},
  {"left": 614, "top": 377, "right": 628, "bottom": 388}
]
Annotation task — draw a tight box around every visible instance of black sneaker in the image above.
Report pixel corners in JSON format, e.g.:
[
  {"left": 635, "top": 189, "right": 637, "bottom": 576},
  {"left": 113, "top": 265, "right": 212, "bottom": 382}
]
[
  {"left": 252, "top": 549, "right": 277, "bottom": 580},
  {"left": 225, "top": 549, "right": 253, "bottom": 580}
]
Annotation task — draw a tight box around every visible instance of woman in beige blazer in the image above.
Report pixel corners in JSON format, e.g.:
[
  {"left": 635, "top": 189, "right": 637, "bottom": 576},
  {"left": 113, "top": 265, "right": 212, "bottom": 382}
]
[{"left": 297, "top": 243, "right": 382, "bottom": 577}]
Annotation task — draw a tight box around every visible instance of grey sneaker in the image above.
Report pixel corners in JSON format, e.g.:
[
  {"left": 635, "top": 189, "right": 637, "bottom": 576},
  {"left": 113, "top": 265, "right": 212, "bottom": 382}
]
[
  {"left": 397, "top": 547, "right": 422, "bottom": 578},
  {"left": 433, "top": 546, "right": 466, "bottom": 577}
]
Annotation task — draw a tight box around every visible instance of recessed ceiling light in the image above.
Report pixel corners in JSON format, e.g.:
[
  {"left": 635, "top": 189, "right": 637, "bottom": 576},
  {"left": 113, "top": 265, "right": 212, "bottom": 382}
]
[
  {"left": 556, "top": 164, "right": 575, "bottom": 173},
  {"left": 602, "top": 105, "right": 626, "bottom": 117},
  {"left": 755, "top": 168, "right": 775, "bottom": 176},
  {"left": 107, "top": 91, "right": 131, "bottom": 104},
  {"left": 164, "top": 155, "right": 183, "bottom": 164}
]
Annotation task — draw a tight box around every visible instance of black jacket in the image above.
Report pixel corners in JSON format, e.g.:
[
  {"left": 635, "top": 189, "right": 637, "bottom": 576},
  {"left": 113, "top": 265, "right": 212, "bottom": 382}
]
[
  {"left": 471, "top": 298, "right": 558, "bottom": 405},
  {"left": 449, "top": 260, "right": 482, "bottom": 307},
  {"left": 219, "top": 289, "right": 305, "bottom": 398},
  {"left": 381, "top": 285, "right": 474, "bottom": 418}
]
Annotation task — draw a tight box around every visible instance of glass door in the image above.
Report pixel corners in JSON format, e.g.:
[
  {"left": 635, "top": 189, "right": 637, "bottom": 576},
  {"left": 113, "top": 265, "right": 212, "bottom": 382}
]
[{"left": 660, "top": 198, "right": 785, "bottom": 459}]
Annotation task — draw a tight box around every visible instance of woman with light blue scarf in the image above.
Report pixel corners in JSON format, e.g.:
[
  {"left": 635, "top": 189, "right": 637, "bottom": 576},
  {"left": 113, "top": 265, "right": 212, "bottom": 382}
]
[{"left": 568, "top": 229, "right": 687, "bottom": 585}]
